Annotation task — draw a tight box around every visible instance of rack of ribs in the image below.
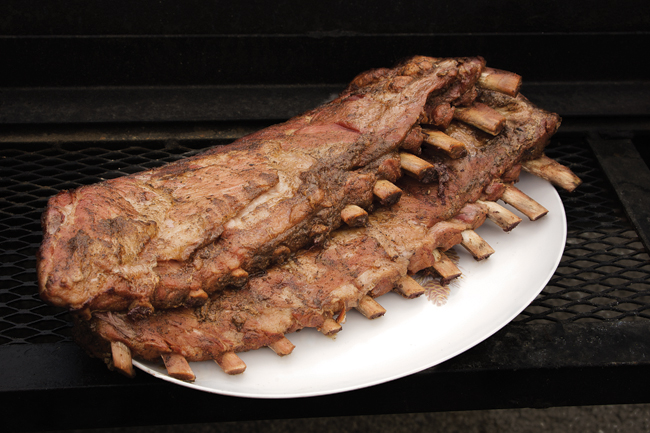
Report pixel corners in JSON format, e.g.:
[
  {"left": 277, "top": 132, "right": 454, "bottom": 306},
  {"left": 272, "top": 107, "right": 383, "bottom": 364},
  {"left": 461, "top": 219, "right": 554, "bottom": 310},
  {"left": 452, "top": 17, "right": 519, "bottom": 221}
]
[
  {"left": 38, "top": 56, "right": 497, "bottom": 318},
  {"left": 69, "top": 79, "right": 581, "bottom": 381}
]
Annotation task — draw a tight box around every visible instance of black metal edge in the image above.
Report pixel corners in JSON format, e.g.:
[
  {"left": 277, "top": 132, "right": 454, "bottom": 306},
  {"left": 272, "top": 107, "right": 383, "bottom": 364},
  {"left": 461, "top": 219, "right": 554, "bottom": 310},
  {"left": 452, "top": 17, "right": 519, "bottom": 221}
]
[
  {"left": 9, "top": 365, "right": 650, "bottom": 433},
  {"left": 3, "top": 0, "right": 648, "bottom": 35},
  {"left": 3, "top": 321, "right": 650, "bottom": 432},
  {"left": 1, "top": 34, "right": 648, "bottom": 88},
  {"left": 0, "top": 85, "right": 342, "bottom": 125},
  {"left": 589, "top": 137, "right": 650, "bottom": 252},
  {"left": 1, "top": 82, "right": 649, "bottom": 125}
]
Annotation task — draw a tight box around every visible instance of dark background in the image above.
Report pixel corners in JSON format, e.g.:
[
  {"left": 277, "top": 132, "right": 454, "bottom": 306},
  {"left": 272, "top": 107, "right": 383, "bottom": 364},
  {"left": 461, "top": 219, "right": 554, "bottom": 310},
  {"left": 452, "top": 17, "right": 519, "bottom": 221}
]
[{"left": 1, "top": 0, "right": 648, "bottom": 86}]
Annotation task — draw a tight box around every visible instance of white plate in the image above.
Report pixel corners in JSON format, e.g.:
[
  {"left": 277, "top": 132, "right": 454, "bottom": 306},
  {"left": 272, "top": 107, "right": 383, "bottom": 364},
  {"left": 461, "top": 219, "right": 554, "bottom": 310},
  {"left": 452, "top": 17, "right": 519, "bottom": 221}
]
[{"left": 133, "top": 172, "right": 566, "bottom": 398}]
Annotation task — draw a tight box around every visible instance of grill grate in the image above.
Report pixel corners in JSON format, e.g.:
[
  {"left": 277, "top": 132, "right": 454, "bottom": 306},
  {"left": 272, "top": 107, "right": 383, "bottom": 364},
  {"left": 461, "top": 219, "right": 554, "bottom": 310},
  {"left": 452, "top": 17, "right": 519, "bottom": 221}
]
[
  {"left": 0, "top": 134, "right": 648, "bottom": 345},
  {"left": 0, "top": 139, "right": 215, "bottom": 344},
  {"left": 515, "top": 139, "right": 650, "bottom": 323}
]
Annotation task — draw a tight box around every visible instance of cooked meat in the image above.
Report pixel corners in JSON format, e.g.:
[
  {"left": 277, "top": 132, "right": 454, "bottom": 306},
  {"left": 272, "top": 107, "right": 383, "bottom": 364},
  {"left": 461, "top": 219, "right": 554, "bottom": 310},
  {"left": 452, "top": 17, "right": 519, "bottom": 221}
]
[
  {"left": 72, "top": 198, "right": 489, "bottom": 366},
  {"left": 402, "top": 90, "right": 561, "bottom": 216},
  {"left": 38, "top": 56, "right": 487, "bottom": 316},
  {"left": 71, "top": 85, "right": 579, "bottom": 380}
]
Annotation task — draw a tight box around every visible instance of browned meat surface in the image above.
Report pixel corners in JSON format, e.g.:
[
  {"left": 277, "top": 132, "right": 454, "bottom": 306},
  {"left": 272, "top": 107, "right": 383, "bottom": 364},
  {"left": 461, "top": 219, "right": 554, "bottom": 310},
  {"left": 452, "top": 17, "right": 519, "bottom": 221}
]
[
  {"left": 72, "top": 85, "right": 577, "bottom": 378},
  {"left": 403, "top": 90, "right": 561, "bottom": 216},
  {"left": 73, "top": 197, "right": 489, "bottom": 365},
  {"left": 39, "top": 56, "right": 486, "bottom": 316}
]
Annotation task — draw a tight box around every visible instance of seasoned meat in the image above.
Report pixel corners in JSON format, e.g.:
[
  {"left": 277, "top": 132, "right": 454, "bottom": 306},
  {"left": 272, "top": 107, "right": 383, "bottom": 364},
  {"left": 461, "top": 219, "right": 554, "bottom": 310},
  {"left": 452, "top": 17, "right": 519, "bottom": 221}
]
[
  {"left": 38, "top": 57, "right": 486, "bottom": 316},
  {"left": 72, "top": 198, "right": 488, "bottom": 365},
  {"left": 71, "top": 84, "right": 578, "bottom": 380}
]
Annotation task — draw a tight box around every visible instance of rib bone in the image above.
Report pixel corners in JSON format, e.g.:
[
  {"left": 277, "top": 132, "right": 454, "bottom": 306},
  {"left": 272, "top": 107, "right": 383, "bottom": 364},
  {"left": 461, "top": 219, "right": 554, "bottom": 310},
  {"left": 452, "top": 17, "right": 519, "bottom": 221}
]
[
  {"left": 268, "top": 337, "right": 295, "bottom": 356},
  {"left": 453, "top": 103, "right": 506, "bottom": 136},
  {"left": 478, "top": 67, "right": 522, "bottom": 97},
  {"left": 38, "top": 56, "right": 485, "bottom": 315},
  {"left": 319, "top": 318, "right": 342, "bottom": 336},
  {"left": 373, "top": 180, "right": 402, "bottom": 206},
  {"left": 187, "top": 289, "right": 208, "bottom": 305},
  {"left": 422, "top": 129, "right": 467, "bottom": 159},
  {"left": 400, "top": 152, "right": 437, "bottom": 183},
  {"left": 230, "top": 268, "right": 249, "bottom": 286},
  {"left": 356, "top": 295, "right": 386, "bottom": 319},
  {"left": 394, "top": 275, "right": 426, "bottom": 299},
  {"left": 110, "top": 341, "right": 135, "bottom": 378},
  {"left": 477, "top": 200, "right": 522, "bottom": 232},
  {"left": 431, "top": 249, "right": 462, "bottom": 283},
  {"left": 68, "top": 60, "right": 576, "bottom": 381},
  {"left": 341, "top": 205, "right": 369, "bottom": 227},
  {"left": 460, "top": 230, "right": 495, "bottom": 261},
  {"left": 216, "top": 352, "right": 247, "bottom": 375},
  {"left": 522, "top": 155, "right": 582, "bottom": 192},
  {"left": 501, "top": 185, "right": 549, "bottom": 221},
  {"left": 162, "top": 353, "right": 195, "bottom": 382}
]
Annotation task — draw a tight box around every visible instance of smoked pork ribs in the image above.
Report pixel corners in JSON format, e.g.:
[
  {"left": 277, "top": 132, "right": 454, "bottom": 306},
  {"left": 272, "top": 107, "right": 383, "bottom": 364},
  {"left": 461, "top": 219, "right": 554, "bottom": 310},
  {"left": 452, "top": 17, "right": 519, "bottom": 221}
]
[
  {"left": 39, "top": 57, "right": 492, "bottom": 317},
  {"left": 66, "top": 70, "right": 581, "bottom": 380}
]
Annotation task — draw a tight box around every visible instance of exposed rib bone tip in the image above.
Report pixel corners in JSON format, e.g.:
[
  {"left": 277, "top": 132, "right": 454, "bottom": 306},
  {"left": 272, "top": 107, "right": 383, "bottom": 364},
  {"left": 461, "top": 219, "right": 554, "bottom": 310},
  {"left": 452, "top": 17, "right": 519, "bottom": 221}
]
[
  {"left": 373, "top": 180, "right": 402, "bottom": 206},
  {"left": 356, "top": 295, "right": 386, "bottom": 319},
  {"left": 187, "top": 288, "right": 209, "bottom": 304},
  {"left": 162, "top": 353, "right": 196, "bottom": 382},
  {"left": 522, "top": 155, "right": 582, "bottom": 192},
  {"left": 501, "top": 185, "right": 549, "bottom": 221},
  {"left": 127, "top": 299, "right": 154, "bottom": 320},
  {"left": 422, "top": 129, "right": 467, "bottom": 159},
  {"left": 230, "top": 268, "right": 249, "bottom": 285},
  {"left": 216, "top": 352, "right": 247, "bottom": 375},
  {"left": 273, "top": 245, "right": 291, "bottom": 257},
  {"left": 453, "top": 103, "right": 506, "bottom": 136},
  {"left": 394, "top": 275, "right": 425, "bottom": 299},
  {"left": 460, "top": 230, "right": 495, "bottom": 261},
  {"left": 268, "top": 336, "right": 295, "bottom": 356},
  {"left": 431, "top": 249, "right": 462, "bottom": 282},
  {"left": 319, "top": 317, "right": 342, "bottom": 336},
  {"left": 477, "top": 200, "right": 522, "bottom": 232},
  {"left": 400, "top": 152, "right": 437, "bottom": 183},
  {"left": 77, "top": 308, "right": 92, "bottom": 321},
  {"left": 341, "top": 204, "right": 368, "bottom": 227},
  {"left": 478, "top": 67, "right": 522, "bottom": 97},
  {"left": 111, "top": 341, "right": 135, "bottom": 378}
]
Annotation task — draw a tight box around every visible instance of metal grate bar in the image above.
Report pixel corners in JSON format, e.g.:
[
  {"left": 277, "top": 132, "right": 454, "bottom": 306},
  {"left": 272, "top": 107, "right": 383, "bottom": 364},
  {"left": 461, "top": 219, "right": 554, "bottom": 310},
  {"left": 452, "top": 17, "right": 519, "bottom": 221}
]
[
  {"left": 515, "top": 137, "right": 650, "bottom": 324},
  {"left": 1, "top": 134, "right": 648, "bottom": 344},
  {"left": 0, "top": 139, "right": 215, "bottom": 344}
]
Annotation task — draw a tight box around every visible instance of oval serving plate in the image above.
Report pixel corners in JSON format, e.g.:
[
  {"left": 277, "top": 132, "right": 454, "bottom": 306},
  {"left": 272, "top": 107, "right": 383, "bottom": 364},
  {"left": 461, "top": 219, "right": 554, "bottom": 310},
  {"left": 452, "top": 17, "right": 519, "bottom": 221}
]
[{"left": 134, "top": 172, "right": 566, "bottom": 398}]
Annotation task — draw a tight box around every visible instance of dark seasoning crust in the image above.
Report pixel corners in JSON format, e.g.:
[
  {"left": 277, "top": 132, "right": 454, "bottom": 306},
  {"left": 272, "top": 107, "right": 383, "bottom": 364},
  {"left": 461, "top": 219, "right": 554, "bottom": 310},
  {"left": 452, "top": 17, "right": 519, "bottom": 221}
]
[{"left": 41, "top": 56, "right": 580, "bottom": 381}]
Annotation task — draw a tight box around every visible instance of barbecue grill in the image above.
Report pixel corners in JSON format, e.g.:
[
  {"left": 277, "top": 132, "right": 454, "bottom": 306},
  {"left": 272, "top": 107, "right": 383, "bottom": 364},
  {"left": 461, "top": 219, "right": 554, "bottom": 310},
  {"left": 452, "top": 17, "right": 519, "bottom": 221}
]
[{"left": 1, "top": 1, "right": 649, "bottom": 431}]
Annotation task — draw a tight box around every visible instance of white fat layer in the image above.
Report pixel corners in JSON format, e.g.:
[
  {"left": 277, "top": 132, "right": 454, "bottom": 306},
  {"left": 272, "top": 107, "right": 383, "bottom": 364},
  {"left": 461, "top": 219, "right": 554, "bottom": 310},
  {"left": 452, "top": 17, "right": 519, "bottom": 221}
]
[
  {"left": 116, "top": 263, "right": 158, "bottom": 284},
  {"left": 52, "top": 202, "right": 76, "bottom": 235},
  {"left": 119, "top": 182, "right": 168, "bottom": 222},
  {"left": 155, "top": 224, "right": 205, "bottom": 261},
  {"left": 328, "top": 283, "right": 358, "bottom": 305},
  {"left": 355, "top": 259, "right": 406, "bottom": 293},
  {"left": 224, "top": 151, "right": 315, "bottom": 231},
  {"left": 356, "top": 269, "right": 381, "bottom": 292}
]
